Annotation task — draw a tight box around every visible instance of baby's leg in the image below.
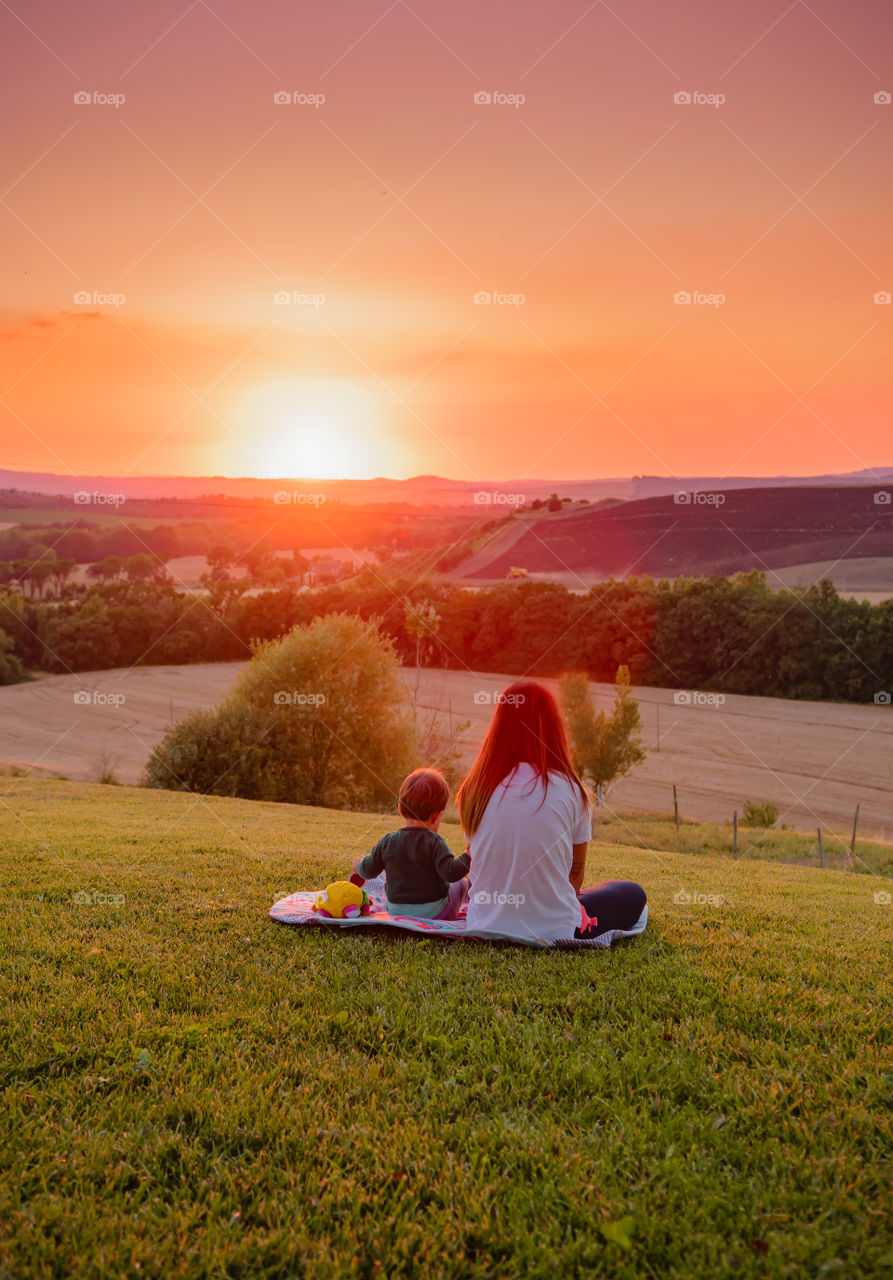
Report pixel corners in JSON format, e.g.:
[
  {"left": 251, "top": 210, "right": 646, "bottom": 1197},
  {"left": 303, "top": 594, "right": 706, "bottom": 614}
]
[{"left": 438, "top": 878, "right": 469, "bottom": 920}]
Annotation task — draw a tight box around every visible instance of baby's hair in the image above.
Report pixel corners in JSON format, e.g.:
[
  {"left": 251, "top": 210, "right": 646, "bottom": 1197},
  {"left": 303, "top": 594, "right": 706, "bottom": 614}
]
[{"left": 398, "top": 767, "right": 450, "bottom": 822}]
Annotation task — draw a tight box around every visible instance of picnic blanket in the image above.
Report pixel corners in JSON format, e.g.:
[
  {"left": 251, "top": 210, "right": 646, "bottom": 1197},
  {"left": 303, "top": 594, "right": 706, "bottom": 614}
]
[{"left": 269, "top": 875, "right": 633, "bottom": 949}]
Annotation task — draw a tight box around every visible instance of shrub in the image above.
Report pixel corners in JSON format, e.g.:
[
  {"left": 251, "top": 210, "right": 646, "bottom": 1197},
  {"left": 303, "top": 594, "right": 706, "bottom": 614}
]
[
  {"left": 145, "top": 705, "right": 281, "bottom": 799},
  {"left": 742, "top": 800, "right": 780, "bottom": 828},
  {"left": 146, "top": 613, "right": 417, "bottom": 810},
  {"left": 560, "top": 665, "right": 645, "bottom": 801}
]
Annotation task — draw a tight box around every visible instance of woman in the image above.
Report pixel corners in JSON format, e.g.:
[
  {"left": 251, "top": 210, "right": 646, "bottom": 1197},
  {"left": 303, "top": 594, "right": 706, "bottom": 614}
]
[{"left": 458, "top": 680, "right": 647, "bottom": 945}]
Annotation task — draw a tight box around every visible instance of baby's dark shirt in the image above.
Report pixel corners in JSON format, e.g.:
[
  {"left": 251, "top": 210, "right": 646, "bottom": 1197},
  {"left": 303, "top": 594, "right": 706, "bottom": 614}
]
[{"left": 358, "top": 828, "right": 470, "bottom": 905}]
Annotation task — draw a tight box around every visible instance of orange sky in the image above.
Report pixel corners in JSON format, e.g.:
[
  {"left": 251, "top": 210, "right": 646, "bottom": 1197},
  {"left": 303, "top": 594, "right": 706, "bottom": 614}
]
[{"left": 1, "top": 0, "right": 890, "bottom": 482}]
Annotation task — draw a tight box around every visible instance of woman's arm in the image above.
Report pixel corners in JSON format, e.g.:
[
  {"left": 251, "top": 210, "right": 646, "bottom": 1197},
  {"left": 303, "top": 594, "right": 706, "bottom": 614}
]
[{"left": 570, "top": 842, "right": 588, "bottom": 895}]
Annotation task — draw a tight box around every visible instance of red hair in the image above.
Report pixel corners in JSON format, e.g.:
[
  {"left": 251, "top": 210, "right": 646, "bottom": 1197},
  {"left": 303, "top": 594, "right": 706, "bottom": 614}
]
[{"left": 457, "top": 680, "right": 589, "bottom": 836}]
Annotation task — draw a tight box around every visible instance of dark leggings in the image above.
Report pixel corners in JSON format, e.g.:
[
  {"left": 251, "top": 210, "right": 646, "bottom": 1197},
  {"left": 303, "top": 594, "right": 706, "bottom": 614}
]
[{"left": 575, "top": 880, "right": 647, "bottom": 939}]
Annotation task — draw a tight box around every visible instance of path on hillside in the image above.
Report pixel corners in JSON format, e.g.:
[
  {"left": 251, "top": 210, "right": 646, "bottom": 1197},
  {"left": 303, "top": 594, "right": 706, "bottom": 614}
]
[
  {"left": 450, "top": 513, "right": 537, "bottom": 579},
  {"left": 0, "top": 664, "right": 889, "bottom": 841}
]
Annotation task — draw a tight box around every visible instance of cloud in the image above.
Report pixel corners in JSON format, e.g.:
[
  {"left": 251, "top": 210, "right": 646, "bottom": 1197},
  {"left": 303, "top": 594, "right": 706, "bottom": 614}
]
[{"left": 0, "top": 309, "right": 108, "bottom": 341}]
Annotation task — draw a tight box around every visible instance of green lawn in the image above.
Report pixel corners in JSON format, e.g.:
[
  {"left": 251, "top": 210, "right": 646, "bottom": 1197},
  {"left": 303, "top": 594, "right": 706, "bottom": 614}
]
[
  {"left": 592, "top": 811, "right": 893, "bottom": 877},
  {"left": 0, "top": 507, "right": 181, "bottom": 529},
  {"left": 1, "top": 780, "right": 891, "bottom": 1279}
]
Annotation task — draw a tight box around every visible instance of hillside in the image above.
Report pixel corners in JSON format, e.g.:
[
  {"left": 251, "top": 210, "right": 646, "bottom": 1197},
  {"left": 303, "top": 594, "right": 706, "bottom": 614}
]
[
  {"left": 2, "top": 779, "right": 891, "bottom": 1278},
  {"left": 451, "top": 486, "right": 893, "bottom": 581},
  {"left": 3, "top": 665, "right": 892, "bottom": 840},
  {"left": 3, "top": 465, "right": 893, "bottom": 506}
]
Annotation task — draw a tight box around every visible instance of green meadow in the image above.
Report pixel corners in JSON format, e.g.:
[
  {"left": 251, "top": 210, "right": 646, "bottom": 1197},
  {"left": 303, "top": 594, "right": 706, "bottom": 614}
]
[
  {"left": 1, "top": 780, "right": 890, "bottom": 1279},
  {"left": 0, "top": 508, "right": 171, "bottom": 529}
]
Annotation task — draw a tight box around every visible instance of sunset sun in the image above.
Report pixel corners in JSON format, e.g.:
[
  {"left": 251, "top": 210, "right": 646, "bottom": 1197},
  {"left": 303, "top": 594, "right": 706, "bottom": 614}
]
[{"left": 236, "top": 377, "right": 388, "bottom": 480}]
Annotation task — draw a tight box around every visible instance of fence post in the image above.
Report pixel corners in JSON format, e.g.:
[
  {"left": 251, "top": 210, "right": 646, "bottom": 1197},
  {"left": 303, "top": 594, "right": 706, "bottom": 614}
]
[
  {"left": 733, "top": 809, "right": 737, "bottom": 857},
  {"left": 849, "top": 804, "right": 860, "bottom": 868},
  {"left": 673, "top": 785, "right": 679, "bottom": 831},
  {"left": 818, "top": 827, "right": 824, "bottom": 869}
]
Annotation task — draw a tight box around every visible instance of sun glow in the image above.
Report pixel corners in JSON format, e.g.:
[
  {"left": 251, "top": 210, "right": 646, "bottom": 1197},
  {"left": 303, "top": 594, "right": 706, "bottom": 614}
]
[{"left": 236, "top": 378, "right": 388, "bottom": 479}]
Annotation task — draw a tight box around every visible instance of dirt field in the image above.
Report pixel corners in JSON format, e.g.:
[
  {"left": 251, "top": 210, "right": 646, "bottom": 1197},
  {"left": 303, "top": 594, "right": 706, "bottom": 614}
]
[
  {"left": 2, "top": 664, "right": 890, "bottom": 842},
  {"left": 770, "top": 557, "right": 893, "bottom": 603},
  {"left": 0, "top": 664, "right": 243, "bottom": 787},
  {"left": 445, "top": 556, "right": 893, "bottom": 599}
]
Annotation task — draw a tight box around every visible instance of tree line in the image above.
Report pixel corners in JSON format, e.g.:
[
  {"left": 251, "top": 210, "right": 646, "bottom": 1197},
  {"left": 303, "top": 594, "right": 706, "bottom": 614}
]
[{"left": 1, "top": 567, "right": 890, "bottom": 703}]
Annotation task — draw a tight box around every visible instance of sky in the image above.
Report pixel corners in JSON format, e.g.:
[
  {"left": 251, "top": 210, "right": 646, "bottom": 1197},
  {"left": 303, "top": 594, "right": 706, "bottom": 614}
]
[{"left": 1, "top": 0, "right": 891, "bottom": 482}]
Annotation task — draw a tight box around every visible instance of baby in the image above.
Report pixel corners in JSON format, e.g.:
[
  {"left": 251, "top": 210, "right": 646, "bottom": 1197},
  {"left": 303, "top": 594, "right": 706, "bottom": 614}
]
[{"left": 351, "top": 767, "right": 470, "bottom": 920}]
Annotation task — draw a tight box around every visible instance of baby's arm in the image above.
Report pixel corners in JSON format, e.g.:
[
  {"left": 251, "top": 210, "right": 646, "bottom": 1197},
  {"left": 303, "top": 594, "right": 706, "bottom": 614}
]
[
  {"left": 432, "top": 835, "right": 471, "bottom": 883},
  {"left": 351, "top": 838, "right": 386, "bottom": 886}
]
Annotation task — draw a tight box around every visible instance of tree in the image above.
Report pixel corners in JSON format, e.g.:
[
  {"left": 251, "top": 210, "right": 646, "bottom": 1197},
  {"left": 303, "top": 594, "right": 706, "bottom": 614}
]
[
  {"left": 0, "top": 627, "right": 25, "bottom": 685},
  {"left": 559, "top": 665, "right": 645, "bottom": 804},
  {"left": 88, "top": 556, "right": 124, "bottom": 584},
  {"left": 124, "top": 554, "right": 155, "bottom": 583},
  {"left": 243, "top": 548, "right": 275, "bottom": 582},
  {"left": 404, "top": 601, "right": 441, "bottom": 703},
  {"left": 50, "top": 558, "right": 77, "bottom": 597},
  {"left": 547, "top": 493, "right": 562, "bottom": 513},
  {"left": 206, "top": 545, "right": 235, "bottom": 581},
  {"left": 28, "top": 561, "right": 55, "bottom": 599},
  {"left": 146, "top": 613, "right": 417, "bottom": 810}
]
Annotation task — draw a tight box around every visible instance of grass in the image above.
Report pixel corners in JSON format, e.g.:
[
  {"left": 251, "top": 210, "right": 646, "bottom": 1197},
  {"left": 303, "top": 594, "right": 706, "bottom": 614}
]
[
  {"left": 0, "top": 507, "right": 175, "bottom": 529},
  {"left": 593, "top": 811, "right": 893, "bottom": 877},
  {"left": 1, "top": 779, "right": 891, "bottom": 1279}
]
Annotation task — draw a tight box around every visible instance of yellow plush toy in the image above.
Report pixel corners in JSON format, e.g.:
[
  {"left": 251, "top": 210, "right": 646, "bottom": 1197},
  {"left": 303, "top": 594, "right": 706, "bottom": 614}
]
[{"left": 312, "top": 880, "right": 373, "bottom": 919}]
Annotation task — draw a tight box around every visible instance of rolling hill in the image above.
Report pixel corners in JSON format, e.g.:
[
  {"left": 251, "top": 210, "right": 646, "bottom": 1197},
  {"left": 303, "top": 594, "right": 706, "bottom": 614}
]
[
  {"left": 451, "top": 485, "right": 893, "bottom": 582},
  {"left": 2, "top": 779, "right": 890, "bottom": 1277}
]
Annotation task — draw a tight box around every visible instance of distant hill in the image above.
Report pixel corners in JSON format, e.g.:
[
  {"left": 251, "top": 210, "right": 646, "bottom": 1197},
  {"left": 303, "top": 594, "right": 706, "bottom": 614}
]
[
  {"left": 1, "top": 466, "right": 892, "bottom": 508},
  {"left": 451, "top": 485, "right": 893, "bottom": 581}
]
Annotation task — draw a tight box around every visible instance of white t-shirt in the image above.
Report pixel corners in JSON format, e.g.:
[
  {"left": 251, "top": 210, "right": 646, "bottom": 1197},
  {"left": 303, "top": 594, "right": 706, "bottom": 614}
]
[{"left": 465, "top": 764, "right": 592, "bottom": 944}]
